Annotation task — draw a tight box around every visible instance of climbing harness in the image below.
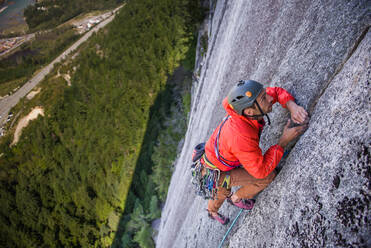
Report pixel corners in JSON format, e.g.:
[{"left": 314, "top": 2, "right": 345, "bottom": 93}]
[
  {"left": 202, "top": 154, "right": 231, "bottom": 189},
  {"left": 191, "top": 116, "right": 241, "bottom": 199}
]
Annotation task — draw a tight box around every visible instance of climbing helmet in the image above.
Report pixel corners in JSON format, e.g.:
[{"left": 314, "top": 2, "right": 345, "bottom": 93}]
[{"left": 227, "top": 80, "right": 263, "bottom": 115}]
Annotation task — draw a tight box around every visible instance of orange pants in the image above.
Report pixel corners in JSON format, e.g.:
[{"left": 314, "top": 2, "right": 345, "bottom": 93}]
[{"left": 207, "top": 168, "right": 276, "bottom": 213}]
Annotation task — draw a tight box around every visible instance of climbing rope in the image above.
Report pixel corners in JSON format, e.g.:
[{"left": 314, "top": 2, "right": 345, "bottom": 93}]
[{"left": 217, "top": 209, "right": 244, "bottom": 248}]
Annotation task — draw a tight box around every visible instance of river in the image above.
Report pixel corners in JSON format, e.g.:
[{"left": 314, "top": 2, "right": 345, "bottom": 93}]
[{"left": 0, "top": 0, "right": 35, "bottom": 34}]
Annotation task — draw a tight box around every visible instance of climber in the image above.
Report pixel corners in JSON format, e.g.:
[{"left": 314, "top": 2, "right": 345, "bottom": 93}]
[{"left": 203, "top": 80, "right": 309, "bottom": 224}]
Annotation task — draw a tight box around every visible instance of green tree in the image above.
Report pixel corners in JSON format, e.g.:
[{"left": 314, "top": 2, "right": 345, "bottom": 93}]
[{"left": 133, "top": 223, "right": 155, "bottom": 248}]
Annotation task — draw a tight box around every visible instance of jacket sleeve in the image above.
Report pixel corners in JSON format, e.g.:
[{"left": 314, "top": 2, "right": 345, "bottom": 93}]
[
  {"left": 266, "top": 87, "right": 295, "bottom": 108},
  {"left": 233, "top": 136, "right": 284, "bottom": 179}
]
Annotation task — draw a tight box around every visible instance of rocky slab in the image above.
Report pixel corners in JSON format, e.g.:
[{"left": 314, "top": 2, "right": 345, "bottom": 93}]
[
  {"left": 156, "top": 1, "right": 370, "bottom": 247},
  {"left": 229, "top": 28, "right": 371, "bottom": 248}
]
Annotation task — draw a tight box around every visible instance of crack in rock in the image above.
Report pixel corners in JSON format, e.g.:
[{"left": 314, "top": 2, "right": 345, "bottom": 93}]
[{"left": 308, "top": 26, "right": 370, "bottom": 115}]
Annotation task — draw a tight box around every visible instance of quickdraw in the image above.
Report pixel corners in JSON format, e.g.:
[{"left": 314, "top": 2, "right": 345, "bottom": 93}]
[
  {"left": 191, "top": 159, "right": 220, "bottom": 200},
  {"left": 203, "top": 154, "right": 231, "bottom": 189}
]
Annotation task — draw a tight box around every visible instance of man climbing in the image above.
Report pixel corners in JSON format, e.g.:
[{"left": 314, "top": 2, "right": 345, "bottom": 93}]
[{"left": 202, "top": 80, "right": 308, "bottom": 224}]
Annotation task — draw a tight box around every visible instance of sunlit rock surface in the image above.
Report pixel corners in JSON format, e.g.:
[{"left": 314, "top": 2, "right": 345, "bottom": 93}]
[{"left": 157, "top": 1, "right": 370, "bottom": 247}]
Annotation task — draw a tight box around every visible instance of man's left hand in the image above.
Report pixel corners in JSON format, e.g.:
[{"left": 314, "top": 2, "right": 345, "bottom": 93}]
[{"left": 286, "top": 100, "right": 309, "bottom": 124}]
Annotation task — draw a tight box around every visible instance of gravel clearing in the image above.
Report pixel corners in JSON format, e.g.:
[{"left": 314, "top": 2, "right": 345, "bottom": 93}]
[{"left": 11, "top": 106, "right": 44, "bottom": 146}]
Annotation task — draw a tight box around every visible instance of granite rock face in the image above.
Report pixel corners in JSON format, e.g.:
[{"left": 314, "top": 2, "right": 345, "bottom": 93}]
[
  {"left": 156, "top": 1, "right": 370, "bottom": 247},
  {"left": 229, "top": 29, "right": 371, "bottom": 248}
]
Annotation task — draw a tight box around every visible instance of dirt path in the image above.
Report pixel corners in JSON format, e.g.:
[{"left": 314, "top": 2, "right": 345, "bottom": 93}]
[
  {"left": 0, "top": 5, "right": 124, "bottom": 126},
  {"left": 11, "top": 106, "right": 44, "bottom": 146}
]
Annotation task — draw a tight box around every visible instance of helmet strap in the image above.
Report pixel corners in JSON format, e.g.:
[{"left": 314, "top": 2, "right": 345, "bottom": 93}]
[
  {"left": 243, "top": 100, "right": 271, "bottom": 125},
  {"left": 254, "top": 100, "right": 271, "bottom": 125}
]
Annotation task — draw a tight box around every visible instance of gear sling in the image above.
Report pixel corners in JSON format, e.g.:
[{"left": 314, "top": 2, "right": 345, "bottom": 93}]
[{"left": 191, "top": 116, "right": 241, "bottom": 199}]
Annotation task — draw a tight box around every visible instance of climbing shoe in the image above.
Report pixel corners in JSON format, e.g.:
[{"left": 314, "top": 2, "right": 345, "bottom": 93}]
[
  {"left": 208, "top": 212, "right": 230, "bottom": 225},
  {"left": 227, "top": 198, "right": 255, "bottom": 210}
]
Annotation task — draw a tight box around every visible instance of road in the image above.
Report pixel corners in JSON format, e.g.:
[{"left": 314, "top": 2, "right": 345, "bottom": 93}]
[
  {"left": 0, "top": 34, "right": 35, "bottom": 58},
  {"left": 0, "top": 5, "right": 123, "bottom": 125}
]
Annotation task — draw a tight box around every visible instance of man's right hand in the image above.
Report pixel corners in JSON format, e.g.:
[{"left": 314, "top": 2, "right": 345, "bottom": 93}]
[{"left": 278, "top": 119, "right": 308, "bottom": 148}]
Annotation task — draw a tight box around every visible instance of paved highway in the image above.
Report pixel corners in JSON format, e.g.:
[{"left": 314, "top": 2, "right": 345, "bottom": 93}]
[{"left": 0, "top": 5, "right": 123, "bottom": 126}]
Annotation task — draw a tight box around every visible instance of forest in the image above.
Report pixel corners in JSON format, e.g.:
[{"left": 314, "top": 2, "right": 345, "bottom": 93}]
[
  {"left": 0, "top": 0, "right": 203, "bottom": 247},
  {"left": 112, "top": 65, "right": 193, "bottom": 248},
  {"left": 24, "top": 0, "right": 124, "bottom": 30}
]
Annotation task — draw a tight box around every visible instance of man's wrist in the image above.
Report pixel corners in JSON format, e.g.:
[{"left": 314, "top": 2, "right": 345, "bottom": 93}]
[
  {"left": 286, "top": 100, "right": 296, "bottom": 111},
  {"left": 278, "top": 140, "right": 287, "bottom": 148},
  {"left": 277, "top": 143, "right": 285, "bottom": 150}
]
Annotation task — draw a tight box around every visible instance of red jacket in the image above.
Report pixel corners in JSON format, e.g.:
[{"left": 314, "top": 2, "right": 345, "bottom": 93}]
[{"left": 204, "top": 87, "right": 295, "bottom": 179}]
